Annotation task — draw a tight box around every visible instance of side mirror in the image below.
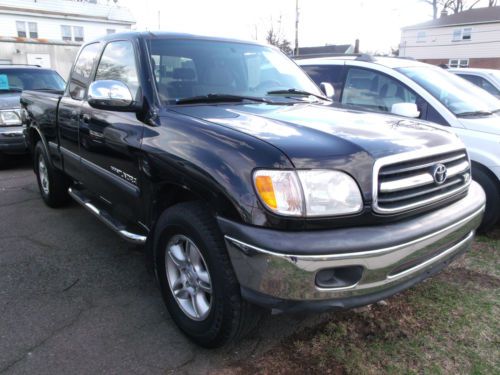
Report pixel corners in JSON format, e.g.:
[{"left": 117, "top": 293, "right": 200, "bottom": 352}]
[
  {"left": 319, "top": 82, "right": 335, "bottom": 99},
  {"left": 87, "top": 80, "right": 135, "bottom": 111},
  {"left": 391, "top": 102, "right": 420, "bottom": 118}
]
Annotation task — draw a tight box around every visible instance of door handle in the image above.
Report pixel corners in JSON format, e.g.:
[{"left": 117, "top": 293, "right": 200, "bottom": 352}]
[{"left": 81, "top": 114, "right": 91, "bottom": 123}]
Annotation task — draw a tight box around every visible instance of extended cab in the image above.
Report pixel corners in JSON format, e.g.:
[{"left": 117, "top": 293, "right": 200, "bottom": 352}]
[{"left": 21, "top": 33, "right": 486, "bottom": 348}]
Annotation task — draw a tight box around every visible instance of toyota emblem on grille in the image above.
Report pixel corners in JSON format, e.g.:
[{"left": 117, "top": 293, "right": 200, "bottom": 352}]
[{"left": 431, "top": 163, "right": 447, "bottom": 185}]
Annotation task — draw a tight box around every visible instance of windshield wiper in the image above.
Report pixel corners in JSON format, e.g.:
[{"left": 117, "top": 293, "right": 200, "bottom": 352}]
[
  {"left": 175, "top": 93, "right": 272, "bottom": 105},
  {"left": 0, "top": 88, "right": 22, "bottom": 93},
  {"left": 456, "top": 110, "right": 493, "bottom": 117},
  {"left": 266, "top": 88, "right": 330, "bottom": 101}
]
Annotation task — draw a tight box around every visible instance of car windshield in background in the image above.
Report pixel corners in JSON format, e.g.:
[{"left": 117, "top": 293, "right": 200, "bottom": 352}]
[
  {"left": 398, "top": 66, "right": 500, "bottom": 116},
  {"left": 489, "top": 70, "right": 500, "bottom": 85},
  {"left": 147, "top": 39, "right": 322, "bottom": 104},
  {"left": 0, "top": 68, "right": 65, "bottom": 92}
]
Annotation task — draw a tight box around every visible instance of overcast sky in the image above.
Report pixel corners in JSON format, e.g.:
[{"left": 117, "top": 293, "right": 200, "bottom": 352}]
[{"left": 119, "top": 0, "right": 491, "bottom": 53}]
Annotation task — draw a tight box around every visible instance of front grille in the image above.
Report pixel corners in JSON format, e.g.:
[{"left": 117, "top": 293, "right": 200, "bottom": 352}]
[{"left": 374, "top": 148, "right": 471, "bottom": 214}]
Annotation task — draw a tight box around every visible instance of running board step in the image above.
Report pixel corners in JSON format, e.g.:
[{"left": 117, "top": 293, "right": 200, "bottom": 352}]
[{"left": 68, "top": 187, "right": 147, "bottom": 245}]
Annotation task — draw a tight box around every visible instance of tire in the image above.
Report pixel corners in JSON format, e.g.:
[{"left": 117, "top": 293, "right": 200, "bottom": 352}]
[
  {"left": 34, "top": 141, "right": 70, "bottom": 208},
  {"left": 472, "top": 166, "right": 500, "bottom": 233},
  {"left": 154, "top": 202, "right": 261, "bottom": 348}
]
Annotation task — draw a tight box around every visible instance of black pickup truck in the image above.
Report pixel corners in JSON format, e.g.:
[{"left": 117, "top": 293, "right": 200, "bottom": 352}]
[{"left": 21, "top": 32, "right": 486, "bottom": 347}]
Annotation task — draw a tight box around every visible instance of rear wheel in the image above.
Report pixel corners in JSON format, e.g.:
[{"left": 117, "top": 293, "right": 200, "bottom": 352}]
[
  {"left": 154, "top": 202, "right": 261, "bottom": 348},
  {"left": 34, "top": 141, "right": 70, "bottom": 208},
  {"left": 472, "top": 166, "right": 500, "bottom": 233}
]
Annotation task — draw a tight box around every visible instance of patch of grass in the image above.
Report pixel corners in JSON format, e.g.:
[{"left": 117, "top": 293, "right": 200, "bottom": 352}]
[{"left": 222, "top": 233, "right": 500, "bottom": 375}]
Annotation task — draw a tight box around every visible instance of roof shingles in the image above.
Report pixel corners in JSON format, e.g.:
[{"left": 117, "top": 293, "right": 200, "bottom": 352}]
[{"left": 403, "top": 6, "right": 500, "bottom": 30}]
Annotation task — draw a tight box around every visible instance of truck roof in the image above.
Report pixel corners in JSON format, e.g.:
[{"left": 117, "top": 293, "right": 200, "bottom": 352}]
[{"left": 88, "top": 31, "right": 267, "bottom": 48}]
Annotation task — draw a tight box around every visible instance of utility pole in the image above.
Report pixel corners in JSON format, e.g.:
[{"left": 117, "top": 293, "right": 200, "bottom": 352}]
[{"left": 294, "top": 0, "right": 299, "bottom": 56}]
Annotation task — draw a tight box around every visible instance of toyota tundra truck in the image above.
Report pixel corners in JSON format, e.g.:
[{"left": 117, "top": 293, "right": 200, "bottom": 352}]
[{"left": 21, "top": 32, "right": 486, "bottom": 348}]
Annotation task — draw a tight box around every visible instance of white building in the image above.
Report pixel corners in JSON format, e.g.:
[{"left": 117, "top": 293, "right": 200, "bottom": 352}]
[
  {"left": 0, "top": 0, "right": 135, "bottom": 77},
  {"left": 399, "top": 6, "right": 500, "bottom": 69}
]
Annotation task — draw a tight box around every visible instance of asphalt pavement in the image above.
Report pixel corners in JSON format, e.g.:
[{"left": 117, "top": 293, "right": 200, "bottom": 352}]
[{"left": 0, "top": 156, "right": 327, "bottom": 375}]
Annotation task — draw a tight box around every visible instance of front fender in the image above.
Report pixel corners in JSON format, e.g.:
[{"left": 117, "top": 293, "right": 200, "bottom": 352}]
[{"left": 140, "top": 112, "right": 294, "bottom": 228}]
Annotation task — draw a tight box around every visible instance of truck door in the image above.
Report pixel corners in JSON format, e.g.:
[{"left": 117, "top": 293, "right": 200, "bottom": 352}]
[
  {"left": 58, "top": 43, "right": 101, "bottom": 180},
  {"left": 78, "top": 40, "right": 144, "bottom": 224}
]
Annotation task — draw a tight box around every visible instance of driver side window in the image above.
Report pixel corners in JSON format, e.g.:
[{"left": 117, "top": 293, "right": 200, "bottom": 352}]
[
  {"left": 342, "top": 68, "right": 417, "bottom": 113},
  {"left": 95, "top": 41, "right": 140, "bottom": 100}
]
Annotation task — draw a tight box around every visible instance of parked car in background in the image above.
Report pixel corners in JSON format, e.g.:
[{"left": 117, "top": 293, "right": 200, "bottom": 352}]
[
  {"left": 21, "top": 32, "right": 485, "bottom": 347},
  {"left": 0, "top": 65, "right": 65, "bottom": 167},
  {"left": 448, "top": 68, "right": 500, "bottom": 99},
  {"left": 297, "top": 55, "right": 500, "bottom": 231}
]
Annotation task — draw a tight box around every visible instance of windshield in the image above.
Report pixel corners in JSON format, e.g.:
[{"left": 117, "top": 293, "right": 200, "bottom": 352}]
[
  {"left": 0, "top": 68, "right": 65, "bottom": 92},
  {"left": 398, "top": 66, "right": 500, "bottom": 116},
  {"left": 148, "top": 39, "right": 322, "bottom": 104},
  {"left": 488, "top": 70, "right": 500, "bottom": 85}
]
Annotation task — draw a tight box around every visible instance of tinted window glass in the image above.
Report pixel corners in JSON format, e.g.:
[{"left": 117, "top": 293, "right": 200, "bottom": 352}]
[
  {"left": 460, "top": 74, "right": 500, "bottom": 96},
  {"left": 69, "top": 43, "right": 100, "bottom": 100},
  {"left": 95, "top": 41, "right": 140, "bottom": 99},
  {"left": 0, "top": 69, "right": 65, "bottom": 91},
  {"left": 148, "top": 39, "right": 322, "bottom": 104},
  {"left": 301, "top": 65, "right": 344, "bottom": 101},
  {"left": 342, "top": 68, "right": 416, "bottom": 113}
]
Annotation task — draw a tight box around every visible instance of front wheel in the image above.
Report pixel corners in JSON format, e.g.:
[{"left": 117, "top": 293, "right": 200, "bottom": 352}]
[
  {"left": 154, "top": 202, "right": 261, "bottom": 348},
  {"left": 34, "top": 141, "right": 70, "bottom": 208},
  {"left": 472, "top": 167, "right": 500, "bottom": 233}
]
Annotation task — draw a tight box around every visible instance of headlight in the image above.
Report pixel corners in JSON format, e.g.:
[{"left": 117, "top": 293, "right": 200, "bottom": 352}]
[
  {"left": 253, "top": 169, "right": 363, "bottom": 217},
  {"left": 297, "top": 170, "right": 363, "bottom": 216},
  {"left": 0, "top": 109, "right": 22, "bottom": 126}
]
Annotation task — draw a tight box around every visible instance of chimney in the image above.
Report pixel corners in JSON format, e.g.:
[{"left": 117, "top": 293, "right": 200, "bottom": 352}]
[
  {"left": 441, "top": 10, "right": 448, "bottom": 17},
  {"left": 354, "top": 39, "right": 360, "bottom": 54}
]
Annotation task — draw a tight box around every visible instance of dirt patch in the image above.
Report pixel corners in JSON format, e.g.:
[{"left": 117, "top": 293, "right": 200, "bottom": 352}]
[{"left": 437, "top": 267, "right": 500, "bottom": 289}]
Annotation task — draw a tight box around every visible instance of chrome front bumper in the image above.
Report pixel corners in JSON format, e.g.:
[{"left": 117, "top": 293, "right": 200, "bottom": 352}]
[{"left": 220, "top": 181, "right": 485, "bottom": 307}]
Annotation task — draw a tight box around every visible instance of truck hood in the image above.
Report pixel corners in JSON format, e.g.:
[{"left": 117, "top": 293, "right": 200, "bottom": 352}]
[
  {"left": 457, "top": 114, "right": 500, "bottom": 136},
  {"left": 0, "top": 91, "right": 21, "bottom": 110},
  {"left": 172, "top": 103, "right": 462, "bottom": 168}
]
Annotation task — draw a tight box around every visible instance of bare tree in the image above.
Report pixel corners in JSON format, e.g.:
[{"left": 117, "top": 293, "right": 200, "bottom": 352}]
[
  {"left": 265, "top": 16, "right": 293, "bottom": 55},
  {"left": 488, "top": 0, "right": 498, "bottom": 6},
  {"left": 421, "top": 0, "right": 482, "bottom": 18},
  {"left": 266, "top": 28, "right": 293, "bottom": 55},
  {"left": 421, "top": 0, "right": 439, "bottom": 19}
]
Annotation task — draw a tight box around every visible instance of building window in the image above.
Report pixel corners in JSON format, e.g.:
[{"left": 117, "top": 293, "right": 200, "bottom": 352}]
[
  {"left": 61, "top": 25, "right": 84, "bottom": 42},
  {"left": 452, "top": 28, "right": 472, "bottom": 41},
  {"left": 61, "top": 25, "right": 72, "bottom": 41},
  {"left": 449, "top": 59, "right": 469, "bottom": 68},
  {"left": 416, "top": 31, "right": 426, "bottom": 43},
  {"left": 462, "top": 27, "right": 472, "bottom": 40},
  {"left": 73, "top": 26, "right": 84, "bottom": 42},
  {"left": 28, "top": 22, "right": 38, "bottom": 38},
  {"left": 16, "top": 21, "right": 38, "bottom": 38},
  {"left": 16, "top": 21, "right": 26, "bottom": 38},
  {"left": 106, "top": 29, "right": 116, "bottom": 35}
]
